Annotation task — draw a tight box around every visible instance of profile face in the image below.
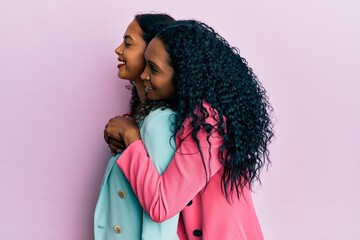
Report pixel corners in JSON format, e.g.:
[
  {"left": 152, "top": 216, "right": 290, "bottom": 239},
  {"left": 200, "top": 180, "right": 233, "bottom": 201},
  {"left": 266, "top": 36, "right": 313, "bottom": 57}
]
[
  {"left": 114, "top": 20, "right": 147, "bottom": 81},
  {"left": 140, "top": 37, "right": 176, "bottom": 101}
]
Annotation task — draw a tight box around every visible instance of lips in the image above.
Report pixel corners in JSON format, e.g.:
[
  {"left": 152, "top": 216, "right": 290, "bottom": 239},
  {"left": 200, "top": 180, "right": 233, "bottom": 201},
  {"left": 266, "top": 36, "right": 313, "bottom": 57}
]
[
  {"left": 117, "top": 60, "right": 125, "bottom": 68},
  {"left": 144, "top": 85, "right": 155, "bottom": 91}
]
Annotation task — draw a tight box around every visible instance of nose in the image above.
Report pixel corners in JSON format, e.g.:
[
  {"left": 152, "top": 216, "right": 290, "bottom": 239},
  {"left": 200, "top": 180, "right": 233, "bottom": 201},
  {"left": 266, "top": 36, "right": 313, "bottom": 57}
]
[
  {"left": 140, "top": 65, "right": 150, "bottom": 82},
  {"left": 115, "top": 43, "right": 124, "bottom": 55}
]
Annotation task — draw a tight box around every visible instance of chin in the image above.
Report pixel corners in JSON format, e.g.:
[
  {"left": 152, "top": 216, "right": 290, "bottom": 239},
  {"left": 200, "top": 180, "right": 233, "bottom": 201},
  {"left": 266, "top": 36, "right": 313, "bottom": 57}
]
[
  {"left": 118, "top": 72, "right": 127, "bottom": 80},
  {"left": 146, "top": 94, "right": 156, "bottom": 100}
]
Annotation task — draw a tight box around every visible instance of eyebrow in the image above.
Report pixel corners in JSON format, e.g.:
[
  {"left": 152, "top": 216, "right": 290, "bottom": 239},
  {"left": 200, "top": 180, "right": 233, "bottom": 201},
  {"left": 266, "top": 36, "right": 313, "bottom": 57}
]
[
  {"left": 147, "top": 59, "right": 160, "bottom": 70},
  {"left": 123, "top": 35, "right": 133, "bottom": 41}
]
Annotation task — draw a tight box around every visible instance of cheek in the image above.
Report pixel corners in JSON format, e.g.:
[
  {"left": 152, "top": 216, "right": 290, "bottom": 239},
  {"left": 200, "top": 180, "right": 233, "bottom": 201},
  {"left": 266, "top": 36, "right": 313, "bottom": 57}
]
[
  {"left": 163, "top": 79, "right": 176, "bottom": 98},
  {"left": 169, "top": 83, "right": 176, "bottom": 96},
  {"left": 126, "top": 52, "right": 145, "bottom": 70},
  {"left": 133, "top": 52, "right": 145, "bottom": 69}
]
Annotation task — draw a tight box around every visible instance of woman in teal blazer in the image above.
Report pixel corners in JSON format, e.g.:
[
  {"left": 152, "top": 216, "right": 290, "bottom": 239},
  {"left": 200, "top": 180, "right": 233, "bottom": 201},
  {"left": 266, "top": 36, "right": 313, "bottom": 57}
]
[{"left": 94, "top": 14, "right": 179, "bottom": 240}]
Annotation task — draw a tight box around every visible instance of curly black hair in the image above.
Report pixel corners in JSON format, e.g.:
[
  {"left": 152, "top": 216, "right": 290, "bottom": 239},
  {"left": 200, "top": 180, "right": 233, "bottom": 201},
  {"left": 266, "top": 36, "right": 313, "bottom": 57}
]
[
  {"left": 156, "top": 20, "right": 274, "bottom": 198},
  {"left": 126, "top": 13, "right": 175, "bottom": 120}
]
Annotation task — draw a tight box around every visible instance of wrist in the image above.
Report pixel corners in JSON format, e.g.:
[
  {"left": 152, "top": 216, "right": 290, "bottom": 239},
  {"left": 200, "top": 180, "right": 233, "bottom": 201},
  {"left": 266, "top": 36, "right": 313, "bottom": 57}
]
[{"left": 123, "top": 129, "right": 141, "bottom": 147}]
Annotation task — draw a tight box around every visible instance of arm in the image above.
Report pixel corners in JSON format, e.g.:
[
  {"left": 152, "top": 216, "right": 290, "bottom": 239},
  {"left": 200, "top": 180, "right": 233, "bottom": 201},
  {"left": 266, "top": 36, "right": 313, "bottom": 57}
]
[
  {"left": 140, "top": 109, "right": 179, "bottom": 239},
  {"left": 117, "top": 115, "right": 223, "bottom": 222}
]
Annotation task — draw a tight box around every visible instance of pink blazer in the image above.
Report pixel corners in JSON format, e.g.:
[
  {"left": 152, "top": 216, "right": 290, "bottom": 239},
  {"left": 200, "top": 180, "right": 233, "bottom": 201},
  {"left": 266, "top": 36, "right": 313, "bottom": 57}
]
[{"left": 117, "top": 103, "right": 264, "bottom": 240}]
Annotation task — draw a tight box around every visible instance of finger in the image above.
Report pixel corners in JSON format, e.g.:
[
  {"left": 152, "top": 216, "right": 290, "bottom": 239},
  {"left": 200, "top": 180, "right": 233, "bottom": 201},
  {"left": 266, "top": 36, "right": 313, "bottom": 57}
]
[
  {"left": 109, "top": 138, "right": 124, "bottom": 149},
  {"left": 109, "top": 143, "right": 124, "bottom": 154},
  {"left": 104, "top": 128, "right": 110, "bottom": 143},
  {"left": 109, "top": 138, "right": 125, "bottom": 149},
  {"left": 110, "top": 116, "right": 122, "bottom": 121},
  {"left": 104, "top": 124, "right": 119, "bottom": 140},
  {"left": 109, "top": 144, "right": 118, "bottom": 155},
  {"left": 125, "top": 115, "right": 134, "bottom": 120}
]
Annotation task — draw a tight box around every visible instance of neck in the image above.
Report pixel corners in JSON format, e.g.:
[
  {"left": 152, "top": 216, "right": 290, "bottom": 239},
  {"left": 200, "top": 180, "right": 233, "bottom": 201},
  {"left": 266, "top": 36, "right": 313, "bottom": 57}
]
[{"left": 133, "top": 79, "right": 147, "bottom": 103}]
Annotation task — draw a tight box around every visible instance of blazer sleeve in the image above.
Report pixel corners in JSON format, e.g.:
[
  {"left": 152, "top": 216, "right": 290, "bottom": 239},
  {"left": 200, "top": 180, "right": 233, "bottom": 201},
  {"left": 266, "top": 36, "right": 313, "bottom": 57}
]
[
  {"left": 117, "top": 114, "right": 224, "bottom": 223},
  {"left": 140, "top": 109, "right": 179, "bottom": 240}
]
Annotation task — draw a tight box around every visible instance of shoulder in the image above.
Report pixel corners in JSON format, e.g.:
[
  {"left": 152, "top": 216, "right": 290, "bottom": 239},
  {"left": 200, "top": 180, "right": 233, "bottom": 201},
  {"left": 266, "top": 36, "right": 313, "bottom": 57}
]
[
  {"left": 143, "top": 108, "right": 177, "bottom": 125},
  {"left": 141, "top": 108, "right": 177, "bottom": 133}
]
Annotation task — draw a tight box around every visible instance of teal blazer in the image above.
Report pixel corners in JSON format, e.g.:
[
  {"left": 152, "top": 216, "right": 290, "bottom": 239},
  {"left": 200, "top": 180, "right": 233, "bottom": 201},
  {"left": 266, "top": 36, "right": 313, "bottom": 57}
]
[{"left": 94, "top": 108, "right": 179, "bottom": 240}]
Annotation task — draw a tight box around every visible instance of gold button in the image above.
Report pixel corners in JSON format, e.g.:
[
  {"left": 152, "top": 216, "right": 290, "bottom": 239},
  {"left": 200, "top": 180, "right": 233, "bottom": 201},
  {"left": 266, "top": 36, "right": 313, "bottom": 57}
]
[
  {"left": 114, "top": 225, "right": 122, "bottom": 234},
  {"left": 118, "top": 190, "right": 126, "bottom": 199}
]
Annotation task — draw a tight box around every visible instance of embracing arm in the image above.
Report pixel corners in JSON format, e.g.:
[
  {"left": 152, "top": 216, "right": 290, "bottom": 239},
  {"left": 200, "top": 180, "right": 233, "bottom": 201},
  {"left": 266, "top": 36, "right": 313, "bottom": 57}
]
[{"left": 117, "top": 117, "right": 223, "bottom": 222}]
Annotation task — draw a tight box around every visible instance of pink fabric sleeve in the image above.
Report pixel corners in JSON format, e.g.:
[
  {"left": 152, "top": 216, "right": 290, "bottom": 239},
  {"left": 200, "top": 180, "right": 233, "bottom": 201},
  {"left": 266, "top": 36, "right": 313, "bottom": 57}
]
[{"left": 117, "top": 119, "right": 223, "bottom": 223}]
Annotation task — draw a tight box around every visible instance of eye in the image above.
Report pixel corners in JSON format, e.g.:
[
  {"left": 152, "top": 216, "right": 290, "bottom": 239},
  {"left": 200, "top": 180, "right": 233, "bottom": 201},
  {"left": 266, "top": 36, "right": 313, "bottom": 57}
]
[
  {"left": 150, "top": 64, "right": 159, "bottom": 73},
  {"left": 124, "top": 42, "right": 131, "bottom": 48}
]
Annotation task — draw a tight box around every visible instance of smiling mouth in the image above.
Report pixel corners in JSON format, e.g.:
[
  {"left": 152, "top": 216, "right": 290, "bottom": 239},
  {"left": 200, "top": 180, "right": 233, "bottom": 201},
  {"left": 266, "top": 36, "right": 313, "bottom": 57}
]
[
  {"left": 117, "top": 60, "right": 125, "bottom": 68},
  {"left": 144, "top": 86, "right": 155, "bottom": 91}
]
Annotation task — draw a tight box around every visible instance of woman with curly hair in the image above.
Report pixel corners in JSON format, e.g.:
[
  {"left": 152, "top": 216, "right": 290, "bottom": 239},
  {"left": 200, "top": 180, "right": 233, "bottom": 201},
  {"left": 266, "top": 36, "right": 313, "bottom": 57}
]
[
  {"left": 109, "top": 20, "right": 274, "bottom": 239},
  {"left": 94, "top": 13, "right": 179, "bottom": 240}
]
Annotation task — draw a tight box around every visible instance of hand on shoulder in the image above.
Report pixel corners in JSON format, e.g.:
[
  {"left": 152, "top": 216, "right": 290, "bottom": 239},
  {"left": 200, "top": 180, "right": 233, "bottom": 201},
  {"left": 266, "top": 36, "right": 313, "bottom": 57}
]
[{"left": 104, "top": 115, "right": 141, "bottom": 152}]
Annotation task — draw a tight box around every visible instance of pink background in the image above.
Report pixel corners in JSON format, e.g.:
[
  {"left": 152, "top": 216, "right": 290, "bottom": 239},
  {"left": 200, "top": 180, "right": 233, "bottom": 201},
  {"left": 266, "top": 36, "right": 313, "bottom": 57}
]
[{"left": 1, "top": 0, "right": 359, "bottom": 239}]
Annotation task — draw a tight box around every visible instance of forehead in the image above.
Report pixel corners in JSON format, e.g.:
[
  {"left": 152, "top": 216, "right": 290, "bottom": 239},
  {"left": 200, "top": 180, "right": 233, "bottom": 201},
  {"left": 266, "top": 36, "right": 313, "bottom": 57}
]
[
  {"left": 123, "top": 19, "right": 143, "bottom": 39},
  {"left": 144, "top": 38, "right": 169, "bottom": 62}
]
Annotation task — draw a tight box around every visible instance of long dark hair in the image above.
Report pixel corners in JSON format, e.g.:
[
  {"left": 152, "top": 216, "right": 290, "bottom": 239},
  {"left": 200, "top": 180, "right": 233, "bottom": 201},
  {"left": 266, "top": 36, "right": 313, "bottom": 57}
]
[
  {"left": 127, "top": 13, "right": 175, "bottom": 121},
  {"left": 156, "top": 20, "right": 274, "bottom": 198}
]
